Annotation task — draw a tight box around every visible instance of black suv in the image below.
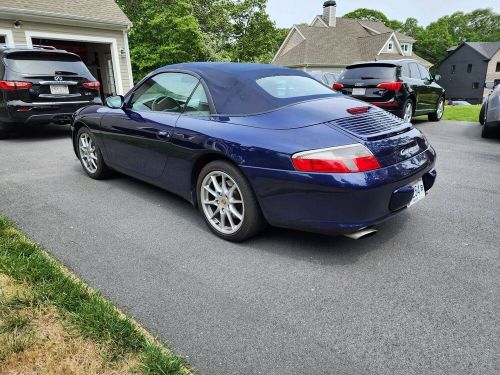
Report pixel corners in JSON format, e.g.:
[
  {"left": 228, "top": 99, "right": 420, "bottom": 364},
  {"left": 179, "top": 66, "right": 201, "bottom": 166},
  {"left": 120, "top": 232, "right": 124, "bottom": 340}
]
[
  {"left": 334, "top": 60, "right": 445, "bottom": 122},
  {"left": 0, "top": 46, "right": 102, "bottom": 138}
]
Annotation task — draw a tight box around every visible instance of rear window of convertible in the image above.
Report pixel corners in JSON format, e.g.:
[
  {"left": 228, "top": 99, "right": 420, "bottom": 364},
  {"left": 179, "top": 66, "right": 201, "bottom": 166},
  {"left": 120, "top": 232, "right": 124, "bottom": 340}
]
[{"left": 256, "top": 75, "right": 334, "bottom": 99}]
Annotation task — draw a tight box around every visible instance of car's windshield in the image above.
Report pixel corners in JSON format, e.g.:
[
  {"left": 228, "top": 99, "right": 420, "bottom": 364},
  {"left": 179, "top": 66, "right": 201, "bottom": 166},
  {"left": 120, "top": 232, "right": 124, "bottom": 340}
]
[
  {"left": 339, "top": 66, "right": 396, "bottom": 80},
  {"left": 256, "top": 75, "right": 334, "bottom": 99},
  {"left": 4, "top": 52, "right": 92, "bottom": 76}
]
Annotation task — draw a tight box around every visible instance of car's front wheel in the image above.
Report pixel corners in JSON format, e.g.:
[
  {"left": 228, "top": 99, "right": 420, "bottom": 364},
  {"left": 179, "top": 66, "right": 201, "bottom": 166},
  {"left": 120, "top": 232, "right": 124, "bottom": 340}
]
[
  {"left": 77, "top": 127, "right": 111, "bottom": 179},
  {"left": 197, "top": 160, "right": 265, "bottom": 242},
  {"left": 428, "top": 97, "right": 445, "bottom": 122}
]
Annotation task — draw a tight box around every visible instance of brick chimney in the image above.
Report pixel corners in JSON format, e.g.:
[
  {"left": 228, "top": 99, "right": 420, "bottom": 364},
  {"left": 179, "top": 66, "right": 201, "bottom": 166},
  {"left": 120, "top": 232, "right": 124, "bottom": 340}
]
[{"left": 323, "top": 1, "right": 337, "bottom": 27}]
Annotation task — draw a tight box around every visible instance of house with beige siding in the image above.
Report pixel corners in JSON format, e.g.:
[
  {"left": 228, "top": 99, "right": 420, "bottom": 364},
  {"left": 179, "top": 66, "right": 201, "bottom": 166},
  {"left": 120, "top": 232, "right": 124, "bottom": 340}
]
[
  {"left": 0, "top": 0, "right": 133, "bottom": 97},
  {"left": 273, "top": 1, "right": 431, "bottom": 74}
]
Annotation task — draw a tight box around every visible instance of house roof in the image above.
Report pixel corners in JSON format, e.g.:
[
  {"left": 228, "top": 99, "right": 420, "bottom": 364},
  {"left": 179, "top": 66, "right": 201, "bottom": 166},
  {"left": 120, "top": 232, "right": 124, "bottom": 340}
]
[
  {"left": 0, "top": 0, "right": 131, "bottom": 27},
  {"left": 273, "top": 18, "right": 431, "bottom": 68},
  {"left": 465, "top": 42, "right": 500, "bottom": 60}
]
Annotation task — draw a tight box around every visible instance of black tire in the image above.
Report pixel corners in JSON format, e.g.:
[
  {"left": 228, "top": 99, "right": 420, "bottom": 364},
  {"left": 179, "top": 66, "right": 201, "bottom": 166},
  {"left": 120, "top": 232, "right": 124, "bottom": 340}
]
[
  {"left": 398, "top": 99, "right": 414, "bottom": 122},
  {"left": 428, "top": 96, "right": 445, "bottom": 122},
  {"left": 0, "top": 122, "right": 11, "bottom": 139},
  {"left": 76, "top": 127, "right": 111, "bottom": 179},
  {"left": 479, "top": 104, "right": 486, "bottom": 125},
  {"left": 196, "top": 160, "right": 266, "bottom": 242},
  {"left": 481, "top": 121, "right": 496, "bottom": 139}
]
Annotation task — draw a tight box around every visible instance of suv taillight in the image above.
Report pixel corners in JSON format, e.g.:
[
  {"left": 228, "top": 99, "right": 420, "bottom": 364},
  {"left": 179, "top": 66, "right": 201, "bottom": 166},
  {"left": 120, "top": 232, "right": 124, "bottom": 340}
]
[
  {"left": 83, "top": 81, "right": 101, "bottom": 90},
  {"left": 333, "top": 83, "right": 344, "bottom": 91},
  {"left": 0, "top": 80, "right": 32, "bottom": 90},
  {"left": 292, "top": 144, "right": 381, "bottom": 173},
  {"left": 377, "top": 82, "right": 403, "bottom": 91}
]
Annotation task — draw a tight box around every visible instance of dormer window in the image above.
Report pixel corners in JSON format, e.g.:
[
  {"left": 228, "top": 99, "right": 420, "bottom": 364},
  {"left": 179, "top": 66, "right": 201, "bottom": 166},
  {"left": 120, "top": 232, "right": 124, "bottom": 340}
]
[
  {"left": 388, "top": 42, "right": 394, "bottom": 51},
  {"left": 401, "top": 44, "right": 409, "bottom": 52}
]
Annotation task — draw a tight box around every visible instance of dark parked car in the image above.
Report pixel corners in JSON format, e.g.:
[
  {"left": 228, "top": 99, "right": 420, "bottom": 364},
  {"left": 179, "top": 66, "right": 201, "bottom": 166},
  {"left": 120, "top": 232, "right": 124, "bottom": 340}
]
[
  {"left": 72, "top": 63, "right": 436, "bottom": 242},
  {"left": 0, "top": 46, "right": 102, "bottom": 139},
  {"left": 480, "top": 82, "right": 500, "bottom": 138},
  {"left": 307, "top": 71, "right": 338, "bottom": 87},
  {"left": 334, "top": 60, "right": 445, "bottom": 123}
]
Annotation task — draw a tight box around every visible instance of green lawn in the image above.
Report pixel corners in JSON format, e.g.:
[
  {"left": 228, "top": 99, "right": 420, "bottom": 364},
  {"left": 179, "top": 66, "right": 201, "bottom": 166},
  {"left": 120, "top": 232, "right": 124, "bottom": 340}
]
[
  {"left": 0, "top": 215, "right": 190, "bottom": 375},
  {"left": 442, "top": 105, "right": 481, "bottom": 122}
]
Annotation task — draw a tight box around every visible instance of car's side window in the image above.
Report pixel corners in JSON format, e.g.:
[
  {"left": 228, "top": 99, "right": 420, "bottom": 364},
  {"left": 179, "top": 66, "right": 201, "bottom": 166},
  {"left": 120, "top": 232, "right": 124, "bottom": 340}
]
[
  {"left": 401, "top": 64, "right": 411, "bottom": 78},
  {"left": 418, "top": 65, "right": 431, "bottom": 81},
  {"left": 409, "top": 63, "right": 421, "bottom": 80},
  {"left": 184, "top": 84, "right": 211, "bottom": 116},
  {"left": 129, "top": 73, "right": 199, "bottom": 113}
]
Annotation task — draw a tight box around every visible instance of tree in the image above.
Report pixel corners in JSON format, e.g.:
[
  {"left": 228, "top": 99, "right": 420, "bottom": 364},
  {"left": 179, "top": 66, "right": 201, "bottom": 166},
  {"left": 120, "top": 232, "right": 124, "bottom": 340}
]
[
  {"left": 116, "top": 0, "right": 206, "bottom": 81},
  {"left": 343, "top": 8, "right": 389, "bottom": 24}
]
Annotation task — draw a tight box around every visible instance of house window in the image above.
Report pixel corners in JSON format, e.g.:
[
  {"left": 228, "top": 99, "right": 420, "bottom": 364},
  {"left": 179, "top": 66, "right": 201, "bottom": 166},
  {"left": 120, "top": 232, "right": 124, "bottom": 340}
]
[
  {"left": 496, "top": 62, "right": 500, "bottom": 72},
  {"left": 451, "top": 65, "right": 456, "bottom": 74},
  {"left": 467, "top": 64, "right": 472, "bottom": 73},
  {"left": 0, "top": 35, "right": 6, "bottom": 46},
  {"left": 472, "top": 82, "right": 479, "bottom": 89},
  {"left": 401, "top": 44, "right": 409, "bottom": 52},
  {"left": 388, "top": 42, "right": 393, "bottom": 51}
]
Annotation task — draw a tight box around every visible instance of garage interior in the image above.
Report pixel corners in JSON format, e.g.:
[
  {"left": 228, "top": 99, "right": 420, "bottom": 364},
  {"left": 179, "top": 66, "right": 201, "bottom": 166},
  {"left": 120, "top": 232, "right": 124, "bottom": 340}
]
[{"left": 31, "top": 38, "right": 117, "bottom": 101}]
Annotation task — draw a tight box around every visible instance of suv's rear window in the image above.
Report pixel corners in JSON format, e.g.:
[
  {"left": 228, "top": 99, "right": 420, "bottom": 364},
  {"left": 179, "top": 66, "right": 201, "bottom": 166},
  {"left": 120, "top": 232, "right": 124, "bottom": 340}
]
[
  {"left": 339, "top": 66, "right": 396, "bottom": 80},
  {"left": 4, "top": 52, "right": 92, "bottom": 76}
]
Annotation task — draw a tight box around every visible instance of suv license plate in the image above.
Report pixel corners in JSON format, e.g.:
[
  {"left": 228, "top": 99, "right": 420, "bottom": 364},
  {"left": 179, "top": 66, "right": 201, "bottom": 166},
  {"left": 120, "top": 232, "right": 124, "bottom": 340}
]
[
  {"left": 50, "top": 85, "right": 69, "bottom": 95},
  {"left": 352, "top": 88, "right": 366, "bottom": 96},
  {"left": 408, "top": 178, "right": 426, "bottom": 207}
]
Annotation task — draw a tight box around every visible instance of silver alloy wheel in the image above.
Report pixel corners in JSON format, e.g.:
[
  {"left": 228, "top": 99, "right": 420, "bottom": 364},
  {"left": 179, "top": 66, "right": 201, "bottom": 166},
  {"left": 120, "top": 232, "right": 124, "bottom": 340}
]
[
  {"left": 404, "top": 102, "right": 413, "bottom": 123},
  {"left": 436, "top": 99, "right": 444, "bottom": 119},
  {"left": 79, "top": 133, "right": 98, "bottom": 174},
  {"left": 201, "top": 171, "right": 245, "bottom": 235}
]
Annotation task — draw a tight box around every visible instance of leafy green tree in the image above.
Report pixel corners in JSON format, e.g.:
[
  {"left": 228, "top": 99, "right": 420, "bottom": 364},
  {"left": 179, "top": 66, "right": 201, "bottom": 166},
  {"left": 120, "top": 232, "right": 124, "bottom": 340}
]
[
  {"left": 116, "top": 0, "right": 206, "bottom": 81},
  {"left": 343, "top": 8, "right": 390, "bottom": 24}
]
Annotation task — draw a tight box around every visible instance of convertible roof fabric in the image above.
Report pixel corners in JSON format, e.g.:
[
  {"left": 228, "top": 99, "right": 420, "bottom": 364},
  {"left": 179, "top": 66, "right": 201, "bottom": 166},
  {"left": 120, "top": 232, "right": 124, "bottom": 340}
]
[{"left": 153, "top": 62, "right": 337, "bottom": 116}]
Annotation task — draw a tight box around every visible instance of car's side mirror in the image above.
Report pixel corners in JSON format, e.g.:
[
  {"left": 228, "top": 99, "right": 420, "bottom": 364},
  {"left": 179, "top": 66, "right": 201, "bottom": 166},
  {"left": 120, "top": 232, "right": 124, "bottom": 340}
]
[
  {"left": 484, "top": 82, "right": 495, "bottom": 89},
  {"left": 433, "top": 74, "right": 441, "bottom": 82},
  {"left": 105, "top": 95, "right": 124, "bottom": 109}
]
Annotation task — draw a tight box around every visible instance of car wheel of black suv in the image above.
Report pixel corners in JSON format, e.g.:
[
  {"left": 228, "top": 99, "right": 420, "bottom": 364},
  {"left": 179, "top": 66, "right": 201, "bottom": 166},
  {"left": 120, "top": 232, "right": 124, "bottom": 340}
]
[
  {"left": 197, "top": 160, "right": 266, "bottom": 242},
  {"left": 479, "top": 104, "right": 486, "bottom": 125},
  {"left": 400, "top": 99, "right": 414, "bottom": 123},
  {"left": 428, "top": 97, "right": 445, "bottom": 122},
  {"left": 0, "top": 122, "right": 11, "bottom": 139},
  {"left": 481, "top": 121, "right": 496, "bottom": 139},
  {"left": 76, "top": 127, "right": 111, "bottom": 179}
]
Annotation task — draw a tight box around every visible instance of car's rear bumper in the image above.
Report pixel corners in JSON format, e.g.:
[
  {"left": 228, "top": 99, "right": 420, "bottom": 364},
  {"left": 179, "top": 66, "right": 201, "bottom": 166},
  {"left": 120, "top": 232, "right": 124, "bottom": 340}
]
[
  {"left": 0, "top": 99, "right": 101, "bottom": 126},
  {"left": 241, "top": 146, "right": 436, "bottom": 235}
]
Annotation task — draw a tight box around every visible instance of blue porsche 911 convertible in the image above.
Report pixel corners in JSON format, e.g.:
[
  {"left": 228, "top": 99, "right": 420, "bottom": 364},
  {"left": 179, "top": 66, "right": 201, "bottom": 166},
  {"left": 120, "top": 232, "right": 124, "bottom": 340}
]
[{"left": 71, "top": 63, "right": 436, "bottom": 241}]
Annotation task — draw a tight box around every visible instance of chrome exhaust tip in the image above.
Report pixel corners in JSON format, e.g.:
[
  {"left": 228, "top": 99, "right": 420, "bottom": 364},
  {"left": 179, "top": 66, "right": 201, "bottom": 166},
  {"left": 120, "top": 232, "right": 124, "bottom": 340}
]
[{"left": 344, "top": 227, "right": 377, "bottom": 240}]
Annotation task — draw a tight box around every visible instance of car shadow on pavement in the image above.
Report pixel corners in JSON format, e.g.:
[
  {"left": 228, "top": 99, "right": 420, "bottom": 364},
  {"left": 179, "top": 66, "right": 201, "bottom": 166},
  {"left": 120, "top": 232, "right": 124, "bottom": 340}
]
[{"left": 2, "top": 124, "right": 70, "bottom": 141}]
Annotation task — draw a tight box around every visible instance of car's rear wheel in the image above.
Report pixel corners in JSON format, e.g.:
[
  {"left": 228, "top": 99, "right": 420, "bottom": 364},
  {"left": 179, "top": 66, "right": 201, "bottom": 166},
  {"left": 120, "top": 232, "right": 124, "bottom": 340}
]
[
  {"left": 197, "top": 160, "right": 265, "bottom": 242},
  {"left": 0, "top": 122, "right": 11, "bottom": 139},
  {"left": 400, "top": 99, "right": 414, "bottom": 123},
  {"left": 481, "top": 121, "right": 496, "bottom": 139},
  {"left": 428, "top": 97, "right": 445, "bottom": 122},
  {"left": 479, "top": 104, "right": 486, "bottom": 125},
  {"left": 77, "top": 127, "right": 111, "bottom": 179}
]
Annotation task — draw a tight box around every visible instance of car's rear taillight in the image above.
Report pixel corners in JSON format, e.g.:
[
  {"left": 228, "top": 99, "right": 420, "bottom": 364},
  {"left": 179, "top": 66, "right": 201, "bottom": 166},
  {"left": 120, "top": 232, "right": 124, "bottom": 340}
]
[
  {"left": 0, "top": 80, "right": 32, "bottom": 90},
  {"left": 377, "top": 82, "right": 403, "bottom": 91},
  {"left": 333, "top": 83, "right": 344, "bottom": 91},
  {"left": 83, "top": 81, "right": 101, "bottom": 90},
  {"left": 292, "top": 144, "right": 381, "bottom": 173}
]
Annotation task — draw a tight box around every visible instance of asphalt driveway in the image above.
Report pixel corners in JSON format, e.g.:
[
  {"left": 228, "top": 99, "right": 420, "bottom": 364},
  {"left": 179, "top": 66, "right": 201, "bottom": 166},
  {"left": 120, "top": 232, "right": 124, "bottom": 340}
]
[{"left": 0, "top": 120, "right": 499, "bottom": 374}]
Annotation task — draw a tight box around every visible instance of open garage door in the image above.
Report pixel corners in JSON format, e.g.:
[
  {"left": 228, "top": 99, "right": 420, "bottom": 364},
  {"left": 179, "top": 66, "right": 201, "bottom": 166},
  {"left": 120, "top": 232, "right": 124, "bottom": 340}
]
[{"left": 31, "top": 38, "right": 118, "bottom": 101}]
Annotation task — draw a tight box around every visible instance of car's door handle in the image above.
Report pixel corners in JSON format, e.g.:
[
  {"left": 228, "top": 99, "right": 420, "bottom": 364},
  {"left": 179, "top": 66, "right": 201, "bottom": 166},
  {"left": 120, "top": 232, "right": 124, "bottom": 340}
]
[{"left": 157, "top": 130, "right": 170, "bottom": 138}]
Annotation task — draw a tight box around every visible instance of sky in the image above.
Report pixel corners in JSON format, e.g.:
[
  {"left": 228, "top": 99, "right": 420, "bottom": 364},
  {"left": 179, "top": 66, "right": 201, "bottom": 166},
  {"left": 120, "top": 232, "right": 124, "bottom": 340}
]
[{"left": 266, "top": 0, "right": 500, "bottom": 28}]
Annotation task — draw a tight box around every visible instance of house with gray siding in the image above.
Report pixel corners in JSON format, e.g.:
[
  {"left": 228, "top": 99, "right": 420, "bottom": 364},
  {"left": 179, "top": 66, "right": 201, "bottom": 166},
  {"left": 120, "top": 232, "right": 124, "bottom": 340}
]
[
  {"left": 272, "top": 1, "right": 431, "bottom": 74},
  {"left": 0, "top": 0, "right": 133, "bottom": 97},
  {"left": 438, "top": 42, "right": 500, "bottom": 104}
]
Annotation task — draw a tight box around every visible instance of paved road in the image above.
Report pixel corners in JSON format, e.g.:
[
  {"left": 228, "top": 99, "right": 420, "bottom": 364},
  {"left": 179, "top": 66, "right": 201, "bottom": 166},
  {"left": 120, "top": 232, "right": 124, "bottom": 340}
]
[{"left": 0, "top": 121, "right": 499, "bottom": 374}]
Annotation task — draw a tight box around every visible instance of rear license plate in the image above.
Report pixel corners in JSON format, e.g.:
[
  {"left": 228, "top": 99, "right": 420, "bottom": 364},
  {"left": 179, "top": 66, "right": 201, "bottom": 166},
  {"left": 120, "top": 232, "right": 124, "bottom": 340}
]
[
  {"left": 50, "top": 85, "right": 69, "bottom": 95},
  {"left": 408, "top": 178, "right": 426, "bottom": 207},
  {"left": 352, "top": 88, "right": 366, "bottom": 96}
]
